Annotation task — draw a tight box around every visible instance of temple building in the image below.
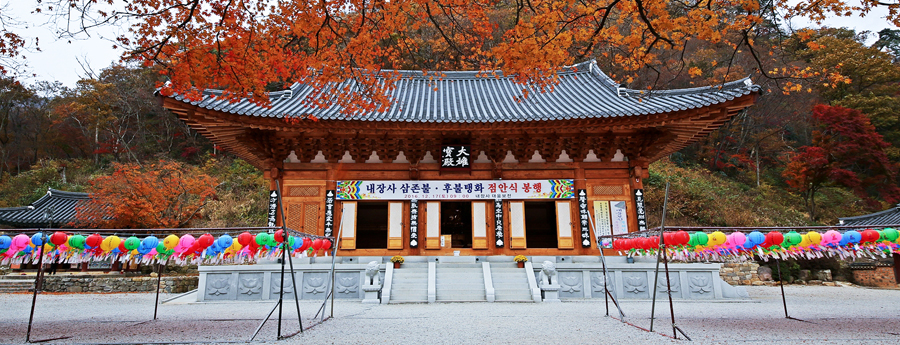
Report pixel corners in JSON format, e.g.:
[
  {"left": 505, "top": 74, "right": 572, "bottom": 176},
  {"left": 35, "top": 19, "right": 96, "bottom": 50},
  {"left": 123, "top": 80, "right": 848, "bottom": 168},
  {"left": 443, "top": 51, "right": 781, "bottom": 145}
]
[{"left": 161, "top": 60, "right": 759, "bottom": 257}]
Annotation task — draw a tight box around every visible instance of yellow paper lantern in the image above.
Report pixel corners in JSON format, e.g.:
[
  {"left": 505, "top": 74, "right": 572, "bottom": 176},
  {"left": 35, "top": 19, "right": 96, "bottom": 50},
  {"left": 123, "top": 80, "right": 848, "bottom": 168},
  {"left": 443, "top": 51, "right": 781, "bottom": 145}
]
[
  {"left": 708, "top": 231, "right": 727, "bottom": 246},
  {"left": 806, "top": 231, "right": 822, "bottom": 245},
  {"left": 163, "top": 235, "right": 179, "bottom": 250}
]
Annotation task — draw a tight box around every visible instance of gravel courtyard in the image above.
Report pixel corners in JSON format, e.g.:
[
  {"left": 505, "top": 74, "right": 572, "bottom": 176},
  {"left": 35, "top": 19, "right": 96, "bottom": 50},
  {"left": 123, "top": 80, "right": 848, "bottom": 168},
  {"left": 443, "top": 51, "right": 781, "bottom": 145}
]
[{"left": 1, "top": 285, "right": 898, "bottom": 344}]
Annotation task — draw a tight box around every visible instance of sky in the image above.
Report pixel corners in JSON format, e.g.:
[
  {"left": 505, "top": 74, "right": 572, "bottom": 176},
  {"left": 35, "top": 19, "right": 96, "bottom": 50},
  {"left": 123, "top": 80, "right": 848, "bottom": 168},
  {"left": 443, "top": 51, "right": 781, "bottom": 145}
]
[{"left": 4, "top": 2, "right": 898, "bottom": 88}]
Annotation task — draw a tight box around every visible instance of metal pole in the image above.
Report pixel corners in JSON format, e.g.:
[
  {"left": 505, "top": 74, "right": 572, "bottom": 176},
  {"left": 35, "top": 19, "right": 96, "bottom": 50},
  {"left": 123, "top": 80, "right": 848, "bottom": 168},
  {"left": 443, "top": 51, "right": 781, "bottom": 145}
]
[
  {"left": 275, "top": 179, "right": 303, "bottom": 335},
  {"left": 25, "top": 231, "right": 47, "bottom": 343},
  {"left": 650, "top": 182, "right": 669, "bottom": 332},
  {"left": 587, "top": 211, "right": 625, "bottom": 320},
  {"left": 286, "top": 238, "right": 303, "bottom": 333},
  {"left": 249, "top": 300, "right": 281, "bottom": 342},
  {"left": 777, "top": 259, "right": 789, "bottom": 318},
  {"left": 153, "top": 262, "right": 163, "bottom": 320},
  {"left": 275, "top": 180, "right": 287, "bottom": 339},
  {"left": 277, "top": 234, "right": 287, "bottom": 339},
  {"left": 329, "top": 205, "right": 345, "bottom": 319}
]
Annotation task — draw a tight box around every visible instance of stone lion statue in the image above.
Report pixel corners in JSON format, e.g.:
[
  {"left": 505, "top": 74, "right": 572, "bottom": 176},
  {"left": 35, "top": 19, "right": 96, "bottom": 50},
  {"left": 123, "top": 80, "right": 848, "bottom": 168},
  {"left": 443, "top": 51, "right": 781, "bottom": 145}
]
[
  {"left": 365, "top": 261, "right": 381, "bottom": 286},
  {"left": 539, "top": 260, "right": 557, "bottom": 286}
]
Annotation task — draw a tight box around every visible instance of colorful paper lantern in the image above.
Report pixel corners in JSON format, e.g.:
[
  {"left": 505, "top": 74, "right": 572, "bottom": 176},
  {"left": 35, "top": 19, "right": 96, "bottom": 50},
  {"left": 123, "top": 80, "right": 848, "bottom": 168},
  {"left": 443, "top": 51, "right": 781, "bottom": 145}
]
[
  {"left": 85, "top": 234, "right": 103, "bottom": 248},
  {"left": 708, "top": 231, "right": 726, "bottom": 246},
  {"left": 49, "top": 232, "right": 68, "bottom": 246},
  {"left": 163, "top": 235, "right": 179, "bottom": 249},
  {"left": 124, "top": 236, "right": 141, "bottom": 250}
]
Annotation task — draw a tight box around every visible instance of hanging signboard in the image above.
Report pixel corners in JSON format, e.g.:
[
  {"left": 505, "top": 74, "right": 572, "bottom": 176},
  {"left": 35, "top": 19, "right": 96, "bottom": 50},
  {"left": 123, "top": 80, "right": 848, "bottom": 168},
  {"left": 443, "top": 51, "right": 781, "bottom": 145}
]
[
  {"left": 267, "top": 190, "right": 278, "bottom": 228},
  {"left": 633, "top": 189, "right": 648, "bottom": 232},
  {"left": 494, "top": 199, "right": 504, "bottom": 247},
  {"left": 610, "top": 201, "right": 629, "bottom": 235},
  {"left": 336, "top": 180, "right": 575, "bottom": 200},
  {"left": 577, "top": 189, "right": 591, "bottom": 247},
  {"left": 593, "top": 201, "right": 613, "bottom": 248},
  {"left": 409, "top": 199, "right": 420, "bottom": 248},
  {"left": 440, "top": 145, "right": 471, "bottom": 170},
  {"left": 324, "top": 190, "right": 335, "bottom": 237}
]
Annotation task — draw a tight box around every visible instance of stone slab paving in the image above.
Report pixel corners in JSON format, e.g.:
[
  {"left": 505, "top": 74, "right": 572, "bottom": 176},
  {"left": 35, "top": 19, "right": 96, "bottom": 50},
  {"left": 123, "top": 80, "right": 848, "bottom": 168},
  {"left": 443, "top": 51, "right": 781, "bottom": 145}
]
[{"left": 0, "top": 285, "right": 898, "bottom": 344}]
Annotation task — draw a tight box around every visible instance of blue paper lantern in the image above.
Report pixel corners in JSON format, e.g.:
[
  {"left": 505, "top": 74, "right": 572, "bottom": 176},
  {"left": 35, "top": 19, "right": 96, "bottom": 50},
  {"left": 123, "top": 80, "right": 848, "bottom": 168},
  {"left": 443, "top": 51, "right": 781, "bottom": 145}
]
[{"left": 31, "top": 233, "right": 44, "bottom": 246}]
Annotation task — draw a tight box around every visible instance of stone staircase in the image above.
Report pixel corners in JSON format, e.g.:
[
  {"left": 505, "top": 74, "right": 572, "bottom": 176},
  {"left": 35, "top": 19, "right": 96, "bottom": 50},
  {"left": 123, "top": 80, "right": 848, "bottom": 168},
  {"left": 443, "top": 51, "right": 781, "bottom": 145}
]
[
  {"left": 0, "top": 276, "right": 35, "bottom": 293},
  {"left": 490, "top": 263, "right": 533, "bottom": 302},
  {"left": 389, "top": 266, "right": 429, "bottom": 303},
  {"left": 435, "top": 264, "right": 485, "bottom": 302}
]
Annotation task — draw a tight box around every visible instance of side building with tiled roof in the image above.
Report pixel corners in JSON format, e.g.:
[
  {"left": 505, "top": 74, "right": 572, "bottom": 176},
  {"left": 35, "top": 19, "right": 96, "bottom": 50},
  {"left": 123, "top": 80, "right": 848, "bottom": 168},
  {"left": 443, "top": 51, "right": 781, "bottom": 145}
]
[
  {"left": 161, "top": 60, "right": 760, "bottom": 257},
  {"left": 838, "top": 205, "right": 900, "bottom": 227},
  {"left": 0, "top": 189, "right": 91, "bottom": 228}
]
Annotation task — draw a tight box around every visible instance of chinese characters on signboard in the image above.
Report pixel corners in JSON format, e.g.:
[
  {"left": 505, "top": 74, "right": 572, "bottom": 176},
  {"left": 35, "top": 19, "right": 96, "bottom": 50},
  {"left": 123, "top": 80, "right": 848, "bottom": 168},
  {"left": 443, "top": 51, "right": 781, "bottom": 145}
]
[
  {"left": 324, "top": 190, "right": 335, "bottom": 237},
  {"left": 440, "top": 145, "right": 470, "bottom": 170},
  {"left": 336, "top": 180, "right": 574, "bottom": 200},
  {"left": 494, "top": 199, "right": 504, "bottom": 247},
  {"left": 409, "top": 199, "right": 419, "bottom": 248},
  {"left": 577, "top": 189, "right": 591, "bottom": 247},
  {"left": 267, "top": 190, "right": 278, "bottom": 228},
  {"left": 633, "top": 189, "right": 647, "bottom": 232}
]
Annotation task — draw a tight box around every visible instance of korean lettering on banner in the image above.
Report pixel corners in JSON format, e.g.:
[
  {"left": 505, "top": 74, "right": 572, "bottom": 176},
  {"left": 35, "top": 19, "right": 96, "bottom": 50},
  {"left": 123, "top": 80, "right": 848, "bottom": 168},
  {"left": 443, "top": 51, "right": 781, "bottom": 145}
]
[
  {"left": 336, "top": 180, "right": 575, "bottom": 200},
  {"left": 409, "top": 199, "right": 419, "bottom": 248},
  {"left": 577, "top": 189, "right": 591, "bottom": 247},
  {"left": 494, "top": 199, "right": 504, "bottom": 247},
  {"left": 633, "top": 189, "right": 647, "bottom": 232},
  {"left": 440, "top": 145, "right": 471, "bottom": 170},
  {"left": 323, "top": 190, "right": 335, "bottom": 237},
  {"left": 267, "top": 190, "right": 278, "bottom": 228}
]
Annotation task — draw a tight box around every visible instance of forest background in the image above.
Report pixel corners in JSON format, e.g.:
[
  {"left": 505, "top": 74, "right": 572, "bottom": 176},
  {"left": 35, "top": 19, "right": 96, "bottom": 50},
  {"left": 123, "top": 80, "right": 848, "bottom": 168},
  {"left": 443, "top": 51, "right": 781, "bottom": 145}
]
[{"left": 2, "top": 0, "right": 900, "bottom": 229}]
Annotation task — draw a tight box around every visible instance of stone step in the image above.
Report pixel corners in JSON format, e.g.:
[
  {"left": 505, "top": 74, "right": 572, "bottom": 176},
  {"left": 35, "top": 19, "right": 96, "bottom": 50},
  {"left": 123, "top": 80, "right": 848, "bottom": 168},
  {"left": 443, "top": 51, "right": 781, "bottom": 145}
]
[
  {"left": 436, "top": 292, "right": 486, "bottom": 301},
  {"left": 436, "top": 265, "right": 482, "bottom": 269}
]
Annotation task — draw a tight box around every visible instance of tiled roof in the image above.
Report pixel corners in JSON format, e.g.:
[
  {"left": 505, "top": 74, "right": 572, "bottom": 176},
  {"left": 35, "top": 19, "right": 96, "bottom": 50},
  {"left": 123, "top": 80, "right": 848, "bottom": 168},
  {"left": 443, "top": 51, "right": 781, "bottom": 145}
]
[
  {"left": 0, "top": 189, "right": 90, "bottom": 228},
  {"left": 172, "top": 60, "right": 760, "bottom": 122},
  {"left": 838, "top": 205, "right": 900, "bottom": 226}
]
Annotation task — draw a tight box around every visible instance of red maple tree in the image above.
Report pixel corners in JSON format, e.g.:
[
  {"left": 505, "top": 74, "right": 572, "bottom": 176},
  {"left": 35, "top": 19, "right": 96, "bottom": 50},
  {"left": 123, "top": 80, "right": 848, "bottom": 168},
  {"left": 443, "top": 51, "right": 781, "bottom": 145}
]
[
  {"left": 75, "top": 160, "right": 218, "bottom": 228},
  {"left": 783, "top": 104, "right": 900, "bottom": 220}
]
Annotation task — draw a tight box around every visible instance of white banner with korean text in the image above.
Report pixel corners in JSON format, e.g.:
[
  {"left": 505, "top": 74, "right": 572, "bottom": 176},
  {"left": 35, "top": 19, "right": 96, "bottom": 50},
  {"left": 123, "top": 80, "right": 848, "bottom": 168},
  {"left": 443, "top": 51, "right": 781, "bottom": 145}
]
[{"left": 336, "top": 180, "right": 575, "bottom": 200}]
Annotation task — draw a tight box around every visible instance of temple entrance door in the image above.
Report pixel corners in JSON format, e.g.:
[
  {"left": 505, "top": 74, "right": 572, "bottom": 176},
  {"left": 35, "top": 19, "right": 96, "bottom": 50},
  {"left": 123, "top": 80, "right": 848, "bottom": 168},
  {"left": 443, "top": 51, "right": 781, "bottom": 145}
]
[
  {"left": 441, "top": 202, "right": 472, "bottom": 248},
  {"left": 356, "top": 202, "right": 389, "bottom": 249},
  {"left": 524, "top": 201, "right": 559, "bottom": 249}
]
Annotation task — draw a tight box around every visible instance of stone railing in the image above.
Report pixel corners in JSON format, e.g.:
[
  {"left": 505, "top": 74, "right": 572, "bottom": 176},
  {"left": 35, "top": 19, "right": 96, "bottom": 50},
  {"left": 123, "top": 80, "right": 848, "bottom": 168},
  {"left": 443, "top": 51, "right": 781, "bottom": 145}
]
[{"left": 40, "top": 275, "right": 198, "bottom": 293}]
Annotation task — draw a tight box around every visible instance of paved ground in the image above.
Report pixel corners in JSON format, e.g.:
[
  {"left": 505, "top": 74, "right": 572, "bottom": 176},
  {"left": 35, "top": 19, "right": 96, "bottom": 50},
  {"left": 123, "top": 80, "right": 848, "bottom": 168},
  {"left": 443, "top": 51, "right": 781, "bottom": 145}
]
[{"left": 1, "top": 285, "right": 899, "bottom": 344}]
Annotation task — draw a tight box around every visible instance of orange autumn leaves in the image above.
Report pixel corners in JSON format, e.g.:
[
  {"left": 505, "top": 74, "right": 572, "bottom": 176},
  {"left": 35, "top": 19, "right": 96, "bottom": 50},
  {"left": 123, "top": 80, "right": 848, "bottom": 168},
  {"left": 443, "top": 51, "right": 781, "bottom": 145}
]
[
  {"left": 54, "top": 0, "right": 890, "bottom": 112},
  {"left": 75, "top": 161, "right": 217, "bottom": 229}
]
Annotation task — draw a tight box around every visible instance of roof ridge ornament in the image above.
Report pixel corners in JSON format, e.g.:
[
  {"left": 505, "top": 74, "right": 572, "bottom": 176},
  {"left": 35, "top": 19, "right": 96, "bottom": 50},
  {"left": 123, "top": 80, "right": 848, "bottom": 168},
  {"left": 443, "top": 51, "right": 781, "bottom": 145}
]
[{"left": 617, "top": 84, "right": 628, "bottom": 98}]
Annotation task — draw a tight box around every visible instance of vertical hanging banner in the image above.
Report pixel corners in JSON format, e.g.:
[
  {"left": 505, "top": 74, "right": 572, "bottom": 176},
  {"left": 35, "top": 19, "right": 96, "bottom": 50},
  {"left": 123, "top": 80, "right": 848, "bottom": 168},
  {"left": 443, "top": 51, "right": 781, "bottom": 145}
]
[
  {"left": 633, "top": 189, "right": 648, "bottom": 232},
  {"left": 267, "top": 190, "right": 278, "bottom": 228},
  {"left": 409, "top": 199, "right": 420, "bottom": 247},
  {"left": 494, "top": 199, "right": 504, "bottom": 247},
  {"left": 577, "top": 189, "right": 591, "bottom": 247},
  {"left": 324, "top": 190, "right": 335, "bottom": 237},
  {"left": 440, "top": 145, "right": 471, "bottom": 170},
  {"left": 610, "top": 201, "right": 629, "bottom": 235}
]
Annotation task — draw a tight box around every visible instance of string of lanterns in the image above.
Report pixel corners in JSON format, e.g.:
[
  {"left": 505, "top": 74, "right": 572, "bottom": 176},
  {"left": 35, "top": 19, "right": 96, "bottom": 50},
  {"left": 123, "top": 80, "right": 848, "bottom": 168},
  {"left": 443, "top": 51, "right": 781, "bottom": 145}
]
[
  {"left": 610, "top": 228, "right": 900, "bottom": 262},
  {"left": 0, "top": 230, "right": 333, "bottom": 266}
]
